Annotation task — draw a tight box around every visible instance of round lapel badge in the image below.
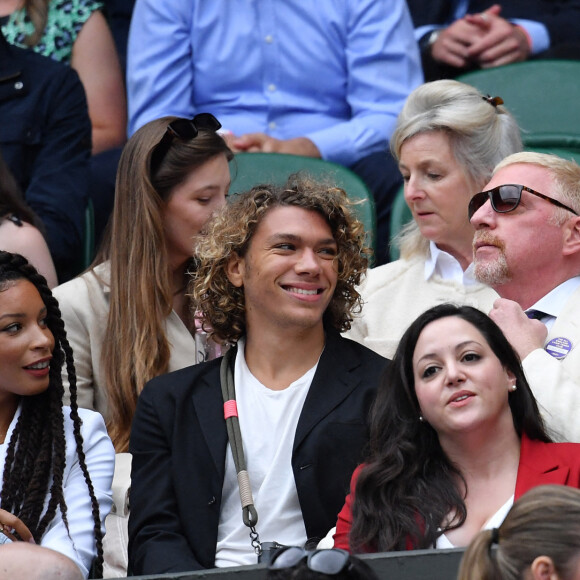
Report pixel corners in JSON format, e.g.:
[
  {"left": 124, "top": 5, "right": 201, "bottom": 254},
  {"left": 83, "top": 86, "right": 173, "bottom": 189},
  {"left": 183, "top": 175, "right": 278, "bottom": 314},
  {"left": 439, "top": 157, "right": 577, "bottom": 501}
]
[{"left": 545, "top": 337, "right": 572, "bottom": 359}]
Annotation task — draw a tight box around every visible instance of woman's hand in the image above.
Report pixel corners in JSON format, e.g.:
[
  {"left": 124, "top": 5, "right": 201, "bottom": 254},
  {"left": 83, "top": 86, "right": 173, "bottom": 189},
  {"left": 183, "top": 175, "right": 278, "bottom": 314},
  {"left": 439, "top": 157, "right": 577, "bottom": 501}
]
[{"left": 0, "top": 509, "right": 35, "bottom": 543}]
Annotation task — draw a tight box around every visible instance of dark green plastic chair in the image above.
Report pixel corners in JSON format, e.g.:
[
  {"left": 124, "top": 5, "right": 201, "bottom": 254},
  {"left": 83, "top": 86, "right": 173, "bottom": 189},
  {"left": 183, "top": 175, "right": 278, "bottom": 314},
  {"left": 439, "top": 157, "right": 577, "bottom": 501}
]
[
  {"left": 523, "top": 147, "right": 580, "bottom": 166},
  {"left": 388, "top": 184, "right": 413, "bottom": 262},
  {"left": 83, "top": 198, "right": 95, "bottom": 269},
  {"left": 69, "top": 199, "right": 95, "bottom": 279},
  {"left": 457, "top": 60, "right": 580, "bottom": 150},
  {"left": 229, "top": 152, "right": 377, "bottom": 258}
]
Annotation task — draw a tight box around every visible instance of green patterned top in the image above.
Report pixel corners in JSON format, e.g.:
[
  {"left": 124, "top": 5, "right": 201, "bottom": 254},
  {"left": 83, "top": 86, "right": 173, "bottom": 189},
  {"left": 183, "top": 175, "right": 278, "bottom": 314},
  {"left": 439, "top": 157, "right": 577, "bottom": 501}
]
[{"left": 1, "top": 0, "right": 103, "bottom": 65}]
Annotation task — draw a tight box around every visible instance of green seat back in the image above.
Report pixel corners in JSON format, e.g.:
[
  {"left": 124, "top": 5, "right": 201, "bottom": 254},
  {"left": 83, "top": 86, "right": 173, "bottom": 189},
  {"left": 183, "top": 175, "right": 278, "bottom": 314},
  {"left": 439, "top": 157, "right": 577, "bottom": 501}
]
[
  {"left": 388, "top": 184, "right": 412, "bottom": 262},
  {"left": 229, "top": 153, "right": 377, "bottom": 258},
  {"left": 457, "top": 60, "right": 580, "bottom": 150},
  {"left": 83, "top": 198, "right": 95, "bottom": 270},
  {"left": 523, "top": 147, "right": 580, "bottom": 166},
  {"left": 69, "top": 199, "right": 95, "bottom": 278}
]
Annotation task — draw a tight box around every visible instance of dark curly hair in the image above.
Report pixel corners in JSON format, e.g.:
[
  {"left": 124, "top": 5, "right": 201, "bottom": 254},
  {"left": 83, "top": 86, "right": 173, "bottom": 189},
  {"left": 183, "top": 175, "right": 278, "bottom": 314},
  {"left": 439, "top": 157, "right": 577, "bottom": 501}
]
[
  {"left": 349, "top": 304, "right": 551, "bottom": 554},
  {"left": 192, "top": 174, "right": 371, "bottom": 343},
  {"left": 0, "top": 251, "right": 104, "bottom": 577}
]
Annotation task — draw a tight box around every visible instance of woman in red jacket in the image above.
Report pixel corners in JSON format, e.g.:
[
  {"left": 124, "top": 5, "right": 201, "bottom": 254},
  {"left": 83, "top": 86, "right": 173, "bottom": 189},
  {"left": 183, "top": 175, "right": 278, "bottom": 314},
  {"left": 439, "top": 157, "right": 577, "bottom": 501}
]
[{"left": 334, "top": 304, "right": 580, "bottom": 553}]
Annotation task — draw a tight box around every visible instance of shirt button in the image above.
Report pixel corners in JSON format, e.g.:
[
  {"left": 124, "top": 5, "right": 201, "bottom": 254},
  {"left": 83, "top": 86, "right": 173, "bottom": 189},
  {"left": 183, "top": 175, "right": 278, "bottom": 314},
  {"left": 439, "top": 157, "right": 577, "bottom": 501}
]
[
  {"left": 14, "top": 81, "right": 23, "bottom": 90},
  {"left": 268, "top": 83, "right": 276, "bottom": 92},
  {"left": 268, "top": 121, "right": 277, "bottom": 129},
  {"left": 265, "top": 35, "right": 273, "bottom": 43}
]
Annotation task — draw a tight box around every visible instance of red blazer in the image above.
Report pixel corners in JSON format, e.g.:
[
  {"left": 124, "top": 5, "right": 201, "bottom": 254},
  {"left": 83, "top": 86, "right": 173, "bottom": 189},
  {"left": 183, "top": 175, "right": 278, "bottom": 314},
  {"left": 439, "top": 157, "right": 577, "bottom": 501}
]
[{"left": 334, "top": 434, "right": 580, "bottom": 551}]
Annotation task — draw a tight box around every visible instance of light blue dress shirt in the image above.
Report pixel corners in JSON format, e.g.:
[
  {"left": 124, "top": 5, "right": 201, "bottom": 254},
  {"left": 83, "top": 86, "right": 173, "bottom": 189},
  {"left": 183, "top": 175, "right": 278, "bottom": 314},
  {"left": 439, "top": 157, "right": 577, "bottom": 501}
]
[{"left": 127, "top": 0, "right": 423, "bottom": 166}]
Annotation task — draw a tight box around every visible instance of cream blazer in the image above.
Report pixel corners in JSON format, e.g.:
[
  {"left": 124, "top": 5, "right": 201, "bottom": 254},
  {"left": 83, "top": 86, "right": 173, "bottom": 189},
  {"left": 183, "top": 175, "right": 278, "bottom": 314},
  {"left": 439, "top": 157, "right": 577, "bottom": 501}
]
[
  {"left": 345, "top": 255, "right": 499, "bottom": 359},
  {"left": 523, "top": 284, "right": 580, "bottom": 443},
  {"left": 53, "top": 262, "right": 199, "bottom": 418}
]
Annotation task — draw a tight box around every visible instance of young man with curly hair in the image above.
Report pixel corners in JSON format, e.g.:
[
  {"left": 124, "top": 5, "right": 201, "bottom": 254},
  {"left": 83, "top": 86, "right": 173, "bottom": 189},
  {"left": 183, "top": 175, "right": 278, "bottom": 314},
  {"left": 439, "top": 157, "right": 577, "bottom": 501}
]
[{"left": 128, "top": 176, "right": 389, "bottom": 574}]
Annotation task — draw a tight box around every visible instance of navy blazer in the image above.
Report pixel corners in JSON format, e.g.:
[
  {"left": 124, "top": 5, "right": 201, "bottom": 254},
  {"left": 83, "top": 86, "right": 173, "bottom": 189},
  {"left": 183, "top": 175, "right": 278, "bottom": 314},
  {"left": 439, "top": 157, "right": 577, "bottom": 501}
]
[
  {"left": 407, "top": 0, "right": 580, "bottom": 48},
  {"left": 128, "top": 331, "right": 388, "bottom": 575},
  {"left": 0, "top": 30, "right": 91, "bottom": 281}
]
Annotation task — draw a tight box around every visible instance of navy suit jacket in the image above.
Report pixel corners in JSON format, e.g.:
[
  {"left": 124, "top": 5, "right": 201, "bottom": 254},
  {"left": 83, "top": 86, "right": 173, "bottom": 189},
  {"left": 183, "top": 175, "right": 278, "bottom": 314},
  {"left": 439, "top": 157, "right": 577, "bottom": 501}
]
[
  {"left": 0, "top": 30, "right": 91, "bottom": 281},
  {"left": 407, "top": 0, "right": 580, "bottom": 48},
  {"left": 128, "top": 331, "right": 388, "bottom": 575}
]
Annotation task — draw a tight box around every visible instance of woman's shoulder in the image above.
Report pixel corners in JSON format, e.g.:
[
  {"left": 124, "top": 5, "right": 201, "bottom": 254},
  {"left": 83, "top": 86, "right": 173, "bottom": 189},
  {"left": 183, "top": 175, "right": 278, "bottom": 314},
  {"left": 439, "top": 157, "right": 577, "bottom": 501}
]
[
  {"left": 48, "top": 0, "right": 104, "bottom": 30},
  {"left": 53, "top": 262, "right": 110, "bottom": 300},
  {"left": 0, "top": 219, "right": 58, "bottom": 287},
  {"left": 543, "top": 440, "right": 580, "bottom": 456},
  {"left": 62, "top": 406, "right": 106, "bottom": 433},
  {"left": 48, "top": 0, "right": 104, "bottom": 22},
  {"left": 44, "top": 0, "right": 105, "bottom": 62},
  {"left": 0, "top": 217, "right": 37, "bottom": 242},
  {"left": 361, "top": 257, "right": 423, "bottom": 292},
  {"left": 521, "top": 435, "right": 580, "bottom": 465},
  {"left": 61, "top": 407, "right": 113, "bottom": 456}
]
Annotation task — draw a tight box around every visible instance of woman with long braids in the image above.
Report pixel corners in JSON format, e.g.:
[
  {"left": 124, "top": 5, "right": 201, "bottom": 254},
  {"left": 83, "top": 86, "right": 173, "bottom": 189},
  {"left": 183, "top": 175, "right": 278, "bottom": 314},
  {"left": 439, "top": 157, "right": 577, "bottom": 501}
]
[
  {"left": 333, "top": 304, "right": 580, "bottom": 553},
  {"left": 0, "top": 251, "right": 114, "bottom": 578}
]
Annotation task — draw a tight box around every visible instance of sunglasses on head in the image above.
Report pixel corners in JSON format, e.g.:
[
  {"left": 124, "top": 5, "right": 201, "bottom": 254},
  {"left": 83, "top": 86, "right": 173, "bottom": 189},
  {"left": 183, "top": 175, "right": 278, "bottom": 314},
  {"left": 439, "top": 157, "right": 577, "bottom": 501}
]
[
  {"left": 269, "top": 547, "right": 351, "bottom": 575},
  {"left": 150, "top": 113, "right": 222, "bottom": 175},
  {"left": 468, "top": 184, "right": 579, "bottom": 221}
]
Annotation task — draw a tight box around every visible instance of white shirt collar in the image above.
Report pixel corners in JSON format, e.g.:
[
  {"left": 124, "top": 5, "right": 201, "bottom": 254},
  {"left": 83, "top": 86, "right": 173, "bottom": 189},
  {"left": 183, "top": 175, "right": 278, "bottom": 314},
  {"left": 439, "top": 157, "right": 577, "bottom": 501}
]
[
  {"left": 424, "top": 241, "right": 478, "bottom": 286},
  {"left": 528, "top": 276, "right": 580, "bottom": 327}
]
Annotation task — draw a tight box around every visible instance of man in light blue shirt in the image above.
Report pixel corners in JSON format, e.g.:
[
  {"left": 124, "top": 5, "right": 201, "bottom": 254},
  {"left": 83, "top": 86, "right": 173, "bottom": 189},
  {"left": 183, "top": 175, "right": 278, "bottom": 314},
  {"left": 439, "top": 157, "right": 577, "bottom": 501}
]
[{"left": 127, "top": 0, "right": 423, "bottom": 265}]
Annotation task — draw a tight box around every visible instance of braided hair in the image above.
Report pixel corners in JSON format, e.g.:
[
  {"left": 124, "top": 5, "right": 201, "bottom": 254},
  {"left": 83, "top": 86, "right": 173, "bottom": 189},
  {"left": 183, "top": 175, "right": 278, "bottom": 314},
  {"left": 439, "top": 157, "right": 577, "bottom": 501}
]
[{"left": 0, "top": 251, "right": 104, "bottom": 577}]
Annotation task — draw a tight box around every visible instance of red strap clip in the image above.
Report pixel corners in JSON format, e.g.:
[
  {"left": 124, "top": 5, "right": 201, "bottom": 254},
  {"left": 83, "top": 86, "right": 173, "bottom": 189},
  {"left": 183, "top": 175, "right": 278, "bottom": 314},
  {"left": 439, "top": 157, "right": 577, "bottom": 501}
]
[{"left": 224, "top": 399, "right": 238, "bottom": 419}]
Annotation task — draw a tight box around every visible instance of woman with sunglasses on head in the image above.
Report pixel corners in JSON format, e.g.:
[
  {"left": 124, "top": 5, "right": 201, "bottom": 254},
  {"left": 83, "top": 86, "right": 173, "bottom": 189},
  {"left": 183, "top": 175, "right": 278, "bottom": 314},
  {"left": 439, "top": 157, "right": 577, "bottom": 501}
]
[
  {"left": 53, "top": 114, "right": 233, "bottom": 452},
  {"left": 334, "top": 304, "right": 580, "bottom": 554},
  {"left": 345, "top": 80, "right": 522, "bottom": 359},
  {"left": 0, "top": 250, "right": 114, "bottom": 579}
]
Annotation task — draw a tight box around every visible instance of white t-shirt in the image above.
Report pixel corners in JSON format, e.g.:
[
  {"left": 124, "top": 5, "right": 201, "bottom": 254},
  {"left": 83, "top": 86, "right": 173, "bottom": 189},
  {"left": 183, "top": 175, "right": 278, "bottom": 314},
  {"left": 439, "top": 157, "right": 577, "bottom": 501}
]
[{"left": 215, "top": 339, "right": 318, "bottom": 567}]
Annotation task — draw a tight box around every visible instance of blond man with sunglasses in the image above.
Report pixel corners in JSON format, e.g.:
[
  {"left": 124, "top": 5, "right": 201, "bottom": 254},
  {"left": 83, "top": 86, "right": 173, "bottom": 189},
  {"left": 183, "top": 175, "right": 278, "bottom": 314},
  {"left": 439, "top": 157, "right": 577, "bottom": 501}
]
[{"left": 470, "top": 151, "right": 580, "bottom": 442}]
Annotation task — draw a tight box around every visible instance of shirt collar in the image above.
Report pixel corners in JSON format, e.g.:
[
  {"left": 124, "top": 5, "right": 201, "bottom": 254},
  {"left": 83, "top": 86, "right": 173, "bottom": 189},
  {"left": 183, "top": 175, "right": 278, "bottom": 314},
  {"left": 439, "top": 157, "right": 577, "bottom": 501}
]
[
  {"left": 528, "top": 276, "right": 580, "bottom": 319},
  {"left": 424, "top": 241, "right": 478, "bottom": 286}
]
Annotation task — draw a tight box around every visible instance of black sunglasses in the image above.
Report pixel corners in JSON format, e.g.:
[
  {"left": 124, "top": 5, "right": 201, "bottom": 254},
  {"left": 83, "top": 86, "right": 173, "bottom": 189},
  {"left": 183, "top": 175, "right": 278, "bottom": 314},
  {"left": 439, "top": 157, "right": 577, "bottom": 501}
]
[
  {"left": 269, "top": 547, "right": 351, "bottom": 575},
  {"left": 150, "top": 113, "right": 222, "bottom": 175},
  {"left": 468, "top": 184, "right": 579, "bottom": 220}
]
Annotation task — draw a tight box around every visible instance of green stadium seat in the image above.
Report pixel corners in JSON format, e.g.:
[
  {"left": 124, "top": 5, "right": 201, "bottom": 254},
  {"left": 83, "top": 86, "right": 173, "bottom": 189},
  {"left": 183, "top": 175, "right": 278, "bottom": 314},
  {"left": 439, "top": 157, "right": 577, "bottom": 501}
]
[
  {"left": 229, "top": 152, "right": 377, "bottom": 260},
  {"left": 457, "top": 60, "right": 580, "bottom": 150},
  {"left": 388, "top": 184, "right": 412, "bottom": 262}
]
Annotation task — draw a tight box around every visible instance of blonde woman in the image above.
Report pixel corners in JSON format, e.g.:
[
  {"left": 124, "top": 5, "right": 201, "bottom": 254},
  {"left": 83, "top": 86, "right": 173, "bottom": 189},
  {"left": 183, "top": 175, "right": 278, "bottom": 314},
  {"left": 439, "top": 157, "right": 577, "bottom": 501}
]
[{"left": 346, "top": 80, "right": 522, "bottom": 359}]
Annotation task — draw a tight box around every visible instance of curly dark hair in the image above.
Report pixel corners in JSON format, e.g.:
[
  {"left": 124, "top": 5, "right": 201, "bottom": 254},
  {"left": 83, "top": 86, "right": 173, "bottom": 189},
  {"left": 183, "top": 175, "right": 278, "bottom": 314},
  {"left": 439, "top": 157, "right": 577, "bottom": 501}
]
[
  {"left": 0, "top": 251, "right": 104, "bottom": 577},
  {"left": 192, "top": 174, "right": 371, "bottom": 343},
  {"left": 349, "top": 304, "right": 551, "bottom": 554}
]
